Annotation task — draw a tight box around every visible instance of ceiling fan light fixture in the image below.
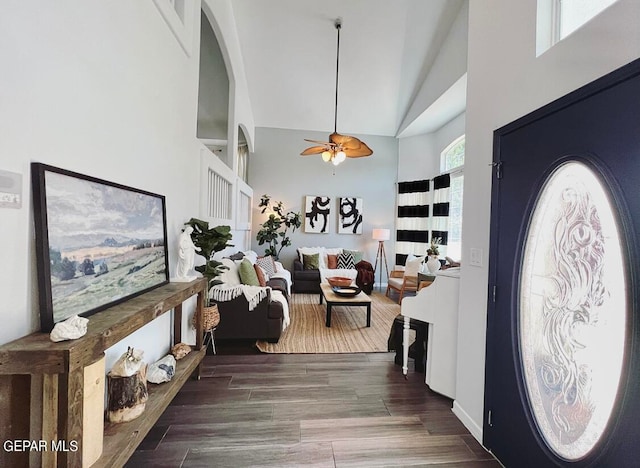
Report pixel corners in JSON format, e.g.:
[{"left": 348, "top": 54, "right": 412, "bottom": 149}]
[{"left": 300, "top": 18, "right": 373, "bottom": 165}]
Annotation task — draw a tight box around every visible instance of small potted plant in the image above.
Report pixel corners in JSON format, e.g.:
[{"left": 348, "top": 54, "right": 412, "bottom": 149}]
[
  {"left": 425, "top": 237, "right": 442, "bottom": 273},
  {"left": 184, "top": 218, "right": 234, "bottom": 292},
  {"left": 256, "top": 195, "right": 301, "bottom": 260}
]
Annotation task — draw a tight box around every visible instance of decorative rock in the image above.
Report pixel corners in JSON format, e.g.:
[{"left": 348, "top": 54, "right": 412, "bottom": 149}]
[
  {"left": 147, "top": 354, "right": 176, "bottom": 384},
  {"left": 110, "top": 347, "right": 145, "bottom": 377},
  {"left": 170, "top": 342, "right": 192, "bottom": 360},
  {"left": 49, "top": 315, "right": 89, "bottom": 342}
]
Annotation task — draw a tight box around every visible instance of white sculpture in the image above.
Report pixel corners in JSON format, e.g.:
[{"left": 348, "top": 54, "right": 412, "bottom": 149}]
[
  {"left": 49, "top": 314, "right": 89, "bottom": 342},
  {"left": 174, "top": 226, "right": 200, "bottom": 282}
]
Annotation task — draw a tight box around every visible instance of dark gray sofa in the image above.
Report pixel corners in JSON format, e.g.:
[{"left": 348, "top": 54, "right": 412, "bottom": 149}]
[
  {"left": 213, "top": 277, "right": 288, "bottom": 343},
  {"left": 292, "top": 258, "right": 321, "bottom": 293}
]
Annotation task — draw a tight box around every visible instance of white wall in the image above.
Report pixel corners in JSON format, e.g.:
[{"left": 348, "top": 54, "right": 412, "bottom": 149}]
[
  {"left": 0, "top": 1, "right": 200, "bottom": 363},
  {"left": 397, "top": 1, "right": 468, "bottom": 136},
  {"left": 197, "top": 10, "right": 230, "bottom": 140},
  {"left": 203, "top": 0, "right": 256, "bottom": 171},
  {"left": 248, "top": 127, "right": 398, "bottom": 270},
  {"left": 398, "top": 112, "right": 466, "bottom": 182},
  {"left": 0, "top": 0, "right": 256, "bottom": 369},
  {"left": 457, "top": 0, "right": 640, "bottom": 441}
]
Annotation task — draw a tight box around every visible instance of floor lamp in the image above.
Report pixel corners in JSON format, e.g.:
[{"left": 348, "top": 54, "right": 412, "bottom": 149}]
[{"left": 372, "top": 228, "right": 390, "bottom": 291}]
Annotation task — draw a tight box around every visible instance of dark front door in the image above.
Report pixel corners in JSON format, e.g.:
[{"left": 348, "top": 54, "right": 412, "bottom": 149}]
[{"left": 484, "top": 59, "right": 640, "bottom": 467}]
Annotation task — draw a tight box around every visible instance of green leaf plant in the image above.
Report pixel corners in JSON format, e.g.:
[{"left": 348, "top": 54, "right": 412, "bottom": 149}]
[
  {"left": 256, "top": 195, "right": 301, "bottom": 260},
  {"left": 184, "top": 218, "right": 233, "bottom": 297}
]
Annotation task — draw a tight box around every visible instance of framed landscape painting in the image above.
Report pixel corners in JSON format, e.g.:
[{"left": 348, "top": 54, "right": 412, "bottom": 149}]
[
  {"left": 304, "top": 195, "right": 331, "bottom": 233},
  {"left": 32, "top": 163, "right": 169, "bottom": 332}
]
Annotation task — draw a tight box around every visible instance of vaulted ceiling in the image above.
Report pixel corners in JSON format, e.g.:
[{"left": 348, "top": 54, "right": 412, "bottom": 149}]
[{"left": 230, "top": 0, "right": 465, "bottom": 137}]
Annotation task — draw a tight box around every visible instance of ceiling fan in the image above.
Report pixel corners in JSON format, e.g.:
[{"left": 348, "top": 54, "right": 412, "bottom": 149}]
[{"left": 300, "top": 18, "right": 373, "bottom": 166}]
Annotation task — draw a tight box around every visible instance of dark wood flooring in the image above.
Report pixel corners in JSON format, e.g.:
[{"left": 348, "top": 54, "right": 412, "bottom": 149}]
[{"left": 126, "top": 343, "right": 499, "bottom": 468}]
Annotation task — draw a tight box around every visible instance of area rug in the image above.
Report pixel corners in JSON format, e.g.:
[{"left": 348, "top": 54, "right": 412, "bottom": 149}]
[{"left": 256, "top": 292, "right": 400, "bottom": 353}]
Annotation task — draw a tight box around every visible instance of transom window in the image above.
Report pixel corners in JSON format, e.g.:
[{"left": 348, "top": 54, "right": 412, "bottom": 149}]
[
  {"left": 537, "top": 0, "right": 619, "bottom": 55},
  {"left": 558, "top": 0, "right": 618, "bottom": 39}
]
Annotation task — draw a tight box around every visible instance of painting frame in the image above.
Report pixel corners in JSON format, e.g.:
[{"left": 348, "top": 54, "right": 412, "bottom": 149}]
[
  {"left": 338, "top": 197, "right": 364, "bottom": 234},
  {"left": 304, "top": 195, "right": 331, "bottom": 233},
  {"left": 32, "top": 163, "right": 170, "bottom": 332}
]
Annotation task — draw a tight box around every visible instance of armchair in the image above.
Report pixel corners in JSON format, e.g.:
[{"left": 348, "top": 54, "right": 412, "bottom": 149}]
[{"left": 385, "top": 256, "right": 424, "bottom": 303}]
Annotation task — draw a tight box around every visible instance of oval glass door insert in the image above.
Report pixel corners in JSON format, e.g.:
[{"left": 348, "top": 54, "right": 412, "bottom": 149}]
[{"left": 519, "top": 161, "right": 627, "bottom": 460}]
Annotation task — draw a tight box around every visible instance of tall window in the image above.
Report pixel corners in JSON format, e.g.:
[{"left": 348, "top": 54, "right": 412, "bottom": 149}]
[{"left": 441, "top": 136, "right": 464, "bottom": 261}]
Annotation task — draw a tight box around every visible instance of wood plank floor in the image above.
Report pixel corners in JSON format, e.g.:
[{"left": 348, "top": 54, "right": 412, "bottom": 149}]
[{"left": 126, "top": 351, "right": 500, "bottom": 467}]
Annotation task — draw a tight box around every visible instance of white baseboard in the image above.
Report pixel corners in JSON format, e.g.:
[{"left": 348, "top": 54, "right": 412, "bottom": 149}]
[{"left": 452, "top": 400, "right": 483, "bottom": 443}]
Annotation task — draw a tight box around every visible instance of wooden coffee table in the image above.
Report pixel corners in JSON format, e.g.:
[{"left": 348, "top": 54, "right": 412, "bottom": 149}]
[{"left": 319, "top": 283, "right": 372, "bottom": 328}]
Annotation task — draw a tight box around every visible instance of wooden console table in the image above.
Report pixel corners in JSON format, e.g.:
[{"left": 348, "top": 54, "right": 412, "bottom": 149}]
[{"left": 0, "top": 278, "right": 207, "bottom": 467}]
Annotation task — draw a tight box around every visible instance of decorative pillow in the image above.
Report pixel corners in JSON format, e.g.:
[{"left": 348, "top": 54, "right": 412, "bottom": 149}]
[
  {"left": 343, "top": 249, "right": 363, "bottom": 264},
  {"left": 322, "top": 248, "right": 342, "bottom": 269},
  {"left": 216, "top": 258, "right": 241, "bottom": 285},
  {"left": 327, "top": 254, "right": 338, "bottom": 269},
  {"left": 256, "top": 255, "right": 277, "bottom": 277},
  {"left": 242, "top": 250, "right": 258, "bottom": 265},
  {"left": 405, "top": 256, "right": 425, "bottom": 277},
  {"left": 337, "top": 251, "right": 355, "bottom": 269},
  {"left": 303, "top": 253, "right": 320, "bottom": 270},
  {"left": 253, "top": 264, "right": 267, "bottom": 287},
  {"left": 238, "top": 258, "right": 260, "bottom": 286},
  {"left": 298, "top": 247, "right": 325, "bottom": 268}
]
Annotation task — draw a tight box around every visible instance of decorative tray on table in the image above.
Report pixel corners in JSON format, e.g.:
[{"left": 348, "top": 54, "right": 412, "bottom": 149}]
[{"left": 331, "top": 286, "right": 362, "bottom": 297}]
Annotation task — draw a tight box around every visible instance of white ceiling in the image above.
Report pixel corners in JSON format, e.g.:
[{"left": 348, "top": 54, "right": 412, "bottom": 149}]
[{"left": 230, "top": 0, "right": 463, "bottom": 137}]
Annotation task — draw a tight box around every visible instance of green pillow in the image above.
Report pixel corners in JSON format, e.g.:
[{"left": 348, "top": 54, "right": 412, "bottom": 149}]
[
  {"left": 238, "top": 258, "right": 260, "bottom": 286},
  {"left": 303, "top": 253, "right": 320, "bottom": 270},
  {"left": 344, "top": 249, "right": 363, "bottom": 264}
]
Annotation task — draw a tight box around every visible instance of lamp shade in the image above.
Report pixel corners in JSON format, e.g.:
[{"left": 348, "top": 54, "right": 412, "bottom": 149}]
[{"left": 372, "top": 228, "right": 390, "bottom": 241}]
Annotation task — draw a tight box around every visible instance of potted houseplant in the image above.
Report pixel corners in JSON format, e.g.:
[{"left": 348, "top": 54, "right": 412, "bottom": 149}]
[
  {"left": 425, "top": 237, "right": 442, "bottom": 273},
  {"left": 183, "top": 218, "right": 233, "bottom": 333},
  {"left": 256, "top": 195, "right": 301, "bottom": 260}
]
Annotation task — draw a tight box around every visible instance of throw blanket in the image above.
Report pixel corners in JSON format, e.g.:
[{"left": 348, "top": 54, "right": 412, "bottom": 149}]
[
  {"left": 270, "top": 290, "right": 290, "bottom": 331},
  {"left": 209, "top": 284, "right": 269, "bottom": 311}
]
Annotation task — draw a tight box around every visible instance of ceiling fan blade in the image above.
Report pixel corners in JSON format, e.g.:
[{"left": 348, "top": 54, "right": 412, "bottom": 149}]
[
  {"left": 345, "top": 142, "right": 374, "bottom": 157},
  {"left": 300, "top": 145, "right": 329, "bottom": 155},
  {"left": 304, "top": 138, "right": 332, "bottom": 145},
  {"left": 330, "top": 132, "right": 373, "bottom": 157}
]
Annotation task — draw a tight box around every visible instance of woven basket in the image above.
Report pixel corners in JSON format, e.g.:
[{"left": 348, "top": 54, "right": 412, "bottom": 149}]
[{"left": 193, "top": 304, "right": 220, "bottom": 331}]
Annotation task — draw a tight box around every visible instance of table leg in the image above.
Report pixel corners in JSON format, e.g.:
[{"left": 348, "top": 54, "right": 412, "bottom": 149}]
[
  {"left": 319, "top": 292, "right": 323, "bottom": 305},
  {"left": 366, "top": 304, "right": 371, "bottom": 327},
  {"left": 326, "top": 304, "right": 332, "bottom": 327},
  {"left": 402, "top": 315, "right": 410, "bottom": 378}
]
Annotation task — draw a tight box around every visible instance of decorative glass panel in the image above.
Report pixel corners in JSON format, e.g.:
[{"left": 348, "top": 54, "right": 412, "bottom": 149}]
[{"left": 519, "top": 161, "right": 626, "bottom": 460}]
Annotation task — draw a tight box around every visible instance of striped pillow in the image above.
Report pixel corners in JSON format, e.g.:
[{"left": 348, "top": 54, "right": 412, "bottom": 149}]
[{"left": 337, "top": 251, "right": 355, "bottom": 269}]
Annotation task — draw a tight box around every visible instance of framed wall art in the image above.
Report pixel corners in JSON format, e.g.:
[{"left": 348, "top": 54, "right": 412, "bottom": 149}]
[
  {"left": 338, "top": 197, "right": 363, "bottom": 234},
  {"left": 31, "top": 163, "right": 170, "bottom": 331},
  {"left": 304, "top": 195, "right": 330, "bottom": 233}
]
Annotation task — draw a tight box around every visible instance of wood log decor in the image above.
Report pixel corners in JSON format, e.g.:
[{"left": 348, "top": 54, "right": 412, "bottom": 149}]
[{"left": 107, "top": 364, "right": 148, "bottom": 423}]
